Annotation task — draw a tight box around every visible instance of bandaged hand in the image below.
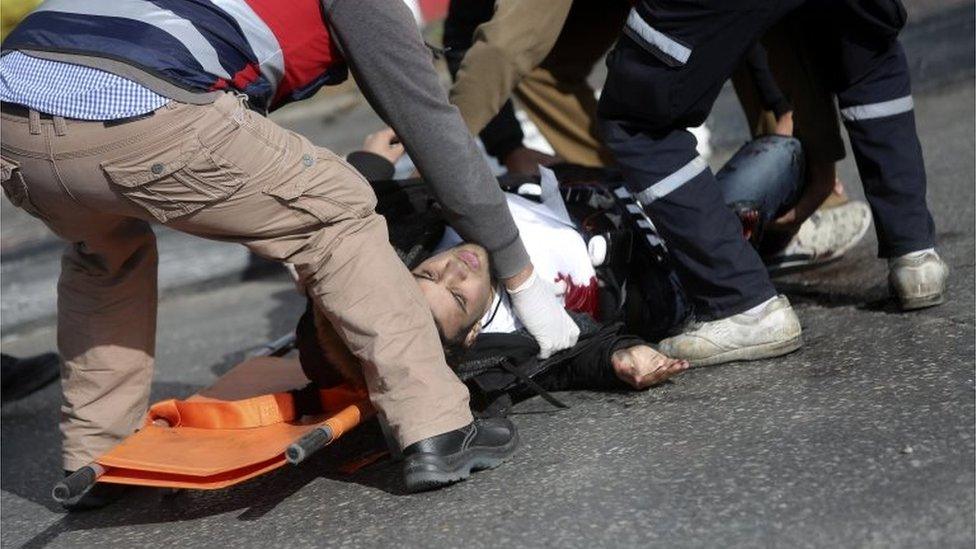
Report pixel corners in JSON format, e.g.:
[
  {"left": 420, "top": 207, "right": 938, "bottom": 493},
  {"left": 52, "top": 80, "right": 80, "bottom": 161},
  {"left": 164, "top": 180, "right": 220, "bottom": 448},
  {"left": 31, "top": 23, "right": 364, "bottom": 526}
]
[{"left": 507, "top": 270, "right": 580, "bottom": 358}]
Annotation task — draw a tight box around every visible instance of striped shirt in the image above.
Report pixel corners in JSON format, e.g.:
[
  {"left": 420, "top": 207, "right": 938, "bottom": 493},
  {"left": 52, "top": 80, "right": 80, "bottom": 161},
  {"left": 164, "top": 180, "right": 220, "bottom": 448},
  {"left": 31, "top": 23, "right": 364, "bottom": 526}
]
[{"left": 0, "top": 51, "right": 168, "bottom": 120}]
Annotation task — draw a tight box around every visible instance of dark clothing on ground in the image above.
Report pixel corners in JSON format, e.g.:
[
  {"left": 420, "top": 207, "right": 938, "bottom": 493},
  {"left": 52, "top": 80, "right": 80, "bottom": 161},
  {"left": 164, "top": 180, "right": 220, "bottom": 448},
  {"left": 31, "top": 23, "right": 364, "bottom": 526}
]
[
  {"left": 1, "top": 353, "right": 60, "bottom": 403},
  {"left": 297, "top": 143, "right": 803, "bottom": 407}
]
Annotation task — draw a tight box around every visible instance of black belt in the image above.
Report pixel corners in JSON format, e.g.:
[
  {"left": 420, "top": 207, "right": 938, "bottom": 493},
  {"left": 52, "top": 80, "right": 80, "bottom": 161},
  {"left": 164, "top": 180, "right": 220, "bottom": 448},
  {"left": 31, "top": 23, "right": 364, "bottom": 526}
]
[{"left": 0, "top": 102, "right": 155, "bottom": 127}]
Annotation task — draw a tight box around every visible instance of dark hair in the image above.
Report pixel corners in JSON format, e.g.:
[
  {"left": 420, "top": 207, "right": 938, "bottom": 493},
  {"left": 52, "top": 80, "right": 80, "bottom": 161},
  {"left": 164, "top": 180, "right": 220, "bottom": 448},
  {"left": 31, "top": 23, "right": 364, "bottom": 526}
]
[
  {"left": 433, "top": 316, "right": 473, "bottom": 366},
  {"left": 428, "top": 255, "right": 498, "bottom": 365}
]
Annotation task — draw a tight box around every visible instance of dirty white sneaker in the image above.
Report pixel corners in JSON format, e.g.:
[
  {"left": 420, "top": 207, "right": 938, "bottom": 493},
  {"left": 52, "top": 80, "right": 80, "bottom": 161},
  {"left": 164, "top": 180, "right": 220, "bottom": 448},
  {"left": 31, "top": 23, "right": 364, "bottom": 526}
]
[
  {"left": 765, "top": 201, "right": 872, "bottom": 272},
  {"left": 889, "top": 249, "right": 948, "bottom": 310},
  {"left": 658, "top": 295, "right": 802, "bottom": 367}
]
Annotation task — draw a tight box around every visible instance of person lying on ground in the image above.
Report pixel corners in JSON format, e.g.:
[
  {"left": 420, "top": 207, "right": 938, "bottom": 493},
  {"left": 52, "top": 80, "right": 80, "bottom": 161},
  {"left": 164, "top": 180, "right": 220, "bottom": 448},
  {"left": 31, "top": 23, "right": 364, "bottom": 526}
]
[
  {"left": 343, "top": 128, "right": 852, "bottom": 360},
  {"left": 294, "top": 124, "right": 840, "bottom": 414},
  {"left": 296, "top": 129, "right": 693, "bottom": 417}
]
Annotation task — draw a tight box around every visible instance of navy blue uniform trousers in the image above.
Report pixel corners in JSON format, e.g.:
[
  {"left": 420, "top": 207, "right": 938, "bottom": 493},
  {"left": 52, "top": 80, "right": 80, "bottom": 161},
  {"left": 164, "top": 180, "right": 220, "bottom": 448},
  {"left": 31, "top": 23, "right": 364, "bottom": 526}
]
[
  {"left": 598, "top": 1, "right": 799, "bottom": 320},
  {"left": 806, "top": 2, "right": 935, "bottom": 257},
  {"left": 598, "top": 0, "right": 935, "bottom": 320}
]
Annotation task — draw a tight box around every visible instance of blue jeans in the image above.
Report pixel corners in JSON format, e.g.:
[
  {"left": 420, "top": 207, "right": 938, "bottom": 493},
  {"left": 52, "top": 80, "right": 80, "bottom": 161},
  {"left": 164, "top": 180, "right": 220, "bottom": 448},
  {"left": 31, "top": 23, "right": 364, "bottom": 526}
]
[{"left": 716, "top": 135, "right": 804, "bottom": 226}]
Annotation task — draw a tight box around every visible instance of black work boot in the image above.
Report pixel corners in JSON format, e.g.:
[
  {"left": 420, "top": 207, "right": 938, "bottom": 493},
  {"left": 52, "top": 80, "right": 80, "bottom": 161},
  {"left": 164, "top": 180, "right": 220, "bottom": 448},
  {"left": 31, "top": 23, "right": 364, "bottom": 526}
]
[{"left": 402, "top": 417, "right": 518, "bottom": 493}]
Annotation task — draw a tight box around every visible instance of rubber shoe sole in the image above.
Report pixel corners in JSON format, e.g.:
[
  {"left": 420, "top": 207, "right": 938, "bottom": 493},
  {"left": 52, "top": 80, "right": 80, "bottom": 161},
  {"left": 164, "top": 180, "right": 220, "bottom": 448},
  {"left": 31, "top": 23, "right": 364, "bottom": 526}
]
[
  {"left": 889, "top": 252, "right": 949, "bottom": 311},
  {"left": 766, "top": 254, "right": 843, "bottom": 274},
  {"left": 688, "top": 333, "right": 803, "bottom": 368},
  {"left": 892, "top": 284, "right": 946, "bottom": 311},
  {"left": 765, "top": 201, "right": 872, "bottom": 274},
  {"left": 403, "top": 430, "right": 519, "bottom": 493}
]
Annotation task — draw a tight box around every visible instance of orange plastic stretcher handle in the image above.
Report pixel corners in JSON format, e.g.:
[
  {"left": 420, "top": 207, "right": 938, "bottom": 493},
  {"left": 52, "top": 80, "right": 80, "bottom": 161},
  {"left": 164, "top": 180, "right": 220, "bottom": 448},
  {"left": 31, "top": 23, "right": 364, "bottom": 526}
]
[{"left": 322, "top": 401, "right": 372, "bottom": 439}]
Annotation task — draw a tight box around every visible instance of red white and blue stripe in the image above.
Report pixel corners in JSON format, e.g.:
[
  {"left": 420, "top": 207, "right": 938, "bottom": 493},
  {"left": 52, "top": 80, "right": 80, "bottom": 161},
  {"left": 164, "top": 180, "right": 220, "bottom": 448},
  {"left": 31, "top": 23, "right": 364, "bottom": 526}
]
[{"left": 2, "top": 0, "right": 347, "bottom": 113}]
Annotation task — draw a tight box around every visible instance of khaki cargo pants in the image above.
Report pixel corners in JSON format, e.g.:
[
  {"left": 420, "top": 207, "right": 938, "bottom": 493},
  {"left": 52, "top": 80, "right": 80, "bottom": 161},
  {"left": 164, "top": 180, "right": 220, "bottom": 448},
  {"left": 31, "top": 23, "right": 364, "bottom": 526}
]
[{"left": 0, "top": 93, "right": 472, "bottom": 470}]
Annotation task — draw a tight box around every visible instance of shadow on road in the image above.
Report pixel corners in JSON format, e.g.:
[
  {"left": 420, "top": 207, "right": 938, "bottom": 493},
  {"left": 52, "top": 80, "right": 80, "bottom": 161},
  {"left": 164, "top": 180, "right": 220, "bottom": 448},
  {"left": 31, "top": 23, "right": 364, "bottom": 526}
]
[
  {"left": 208, "top": 286, "right": 304, "bottom": 379},
  {"left": 771, "top": 229, "right": 972, "bottom": 313}
]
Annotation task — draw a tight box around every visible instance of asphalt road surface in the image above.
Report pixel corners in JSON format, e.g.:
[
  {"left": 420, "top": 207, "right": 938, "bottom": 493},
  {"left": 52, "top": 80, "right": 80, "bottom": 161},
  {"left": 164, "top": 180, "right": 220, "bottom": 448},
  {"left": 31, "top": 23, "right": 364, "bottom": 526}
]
[{"left": 2, "top": 7, "right": 974, "bottom": 549}]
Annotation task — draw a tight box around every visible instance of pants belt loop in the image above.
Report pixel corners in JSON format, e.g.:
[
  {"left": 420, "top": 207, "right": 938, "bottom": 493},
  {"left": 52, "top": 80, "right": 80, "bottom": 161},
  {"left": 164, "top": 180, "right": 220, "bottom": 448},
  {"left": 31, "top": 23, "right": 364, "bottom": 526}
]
[
  {"left": 53, "top": 115, "right": 68, "bottom": 137},
  {"left": 28, "top": 109, "right": 41, "bottom": 135}
]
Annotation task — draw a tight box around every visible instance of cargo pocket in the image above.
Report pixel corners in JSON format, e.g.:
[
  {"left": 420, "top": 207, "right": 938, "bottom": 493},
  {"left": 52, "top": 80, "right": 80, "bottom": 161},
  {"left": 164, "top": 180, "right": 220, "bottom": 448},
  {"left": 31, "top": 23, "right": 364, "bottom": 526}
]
[
  {"left": 1, "top": 156, "right": 49, "bottom": 223},
  {"left": 101, "top": 136, "right": 247, "bottom": 223},
  {"left": 262, "top": 145, "right": 378, "bottom": 225},
  {"left": 600, "top": 37, "right": 682, "bottom": 128}
]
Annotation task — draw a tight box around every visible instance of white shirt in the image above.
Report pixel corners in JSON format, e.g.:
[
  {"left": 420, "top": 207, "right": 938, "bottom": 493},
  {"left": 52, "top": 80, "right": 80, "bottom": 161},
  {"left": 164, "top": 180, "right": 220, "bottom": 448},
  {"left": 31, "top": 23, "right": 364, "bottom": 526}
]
[{"left": 435, "top": 192, "right": 597, "bottom": 334}]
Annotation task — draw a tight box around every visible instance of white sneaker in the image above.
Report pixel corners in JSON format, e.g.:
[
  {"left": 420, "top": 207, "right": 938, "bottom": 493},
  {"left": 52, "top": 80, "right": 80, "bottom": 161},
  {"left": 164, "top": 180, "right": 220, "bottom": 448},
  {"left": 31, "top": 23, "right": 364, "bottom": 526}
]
[
  {"left": 658, "top": 295, "right": 802, "bottom": 367},
  {"left": 889, "top": 250, "right": 948, "bottom": 310},
  {"left": 765, "top": 201, "right": 872, "bottom": 272}
]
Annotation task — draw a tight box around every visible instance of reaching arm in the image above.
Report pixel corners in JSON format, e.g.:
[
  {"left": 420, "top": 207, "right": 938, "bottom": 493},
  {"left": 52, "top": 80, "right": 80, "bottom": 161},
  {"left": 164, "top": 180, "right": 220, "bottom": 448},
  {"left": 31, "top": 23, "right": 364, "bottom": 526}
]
[
  {"left": 449, "top": 0, "right": 572, "bottom": 137},
  {"left": 323, "top": 0, "right": 578, "bottom": 356},
  {"left": 325, "top": 0, "right": 530, "bottom": 279},
  {"left": 535, "top": 323, "right": 689, "bottom": 391},
  {"left": 743, "top": 43, "right": 792, "bottom": 120}
]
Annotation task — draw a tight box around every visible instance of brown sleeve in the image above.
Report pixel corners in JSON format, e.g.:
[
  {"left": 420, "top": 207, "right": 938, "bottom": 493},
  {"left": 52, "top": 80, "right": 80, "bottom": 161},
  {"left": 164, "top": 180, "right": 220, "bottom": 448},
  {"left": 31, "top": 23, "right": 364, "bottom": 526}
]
[{"left": 449, "top": 0, "right": 573, "bottom": 136}]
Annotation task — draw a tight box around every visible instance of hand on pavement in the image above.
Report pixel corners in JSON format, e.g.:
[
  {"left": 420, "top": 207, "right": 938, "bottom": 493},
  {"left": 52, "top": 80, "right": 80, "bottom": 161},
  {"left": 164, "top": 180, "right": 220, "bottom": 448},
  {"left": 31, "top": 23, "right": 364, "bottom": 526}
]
[
  {"left": 611, "top": 346, "right": 689, "bottom": 390},
  {"left": 506, "top": 268, "right": 580, "bottom": 359}
]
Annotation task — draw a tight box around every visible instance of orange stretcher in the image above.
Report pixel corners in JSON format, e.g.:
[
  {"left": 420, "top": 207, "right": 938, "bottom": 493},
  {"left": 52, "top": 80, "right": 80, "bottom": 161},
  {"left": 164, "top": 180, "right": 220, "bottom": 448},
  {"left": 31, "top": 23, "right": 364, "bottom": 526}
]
[{"left": 52, "top": 335, "right": 375, "bottom": 502}]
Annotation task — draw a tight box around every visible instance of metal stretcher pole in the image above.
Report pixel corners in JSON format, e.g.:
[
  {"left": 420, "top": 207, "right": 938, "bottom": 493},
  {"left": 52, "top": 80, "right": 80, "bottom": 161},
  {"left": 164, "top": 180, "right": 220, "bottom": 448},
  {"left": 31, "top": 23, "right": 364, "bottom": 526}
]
[
  {"left": 287, "top": 402, "right": 373, "bottom": 465},
  {"left": 285, "top": 425, "right": 336, "bottom": 465},
  {"left": 52, "top": 463, "right": 106, "bottom": 503},
  {"left": 251, "top": 332, "right": 297, "bottom": 357}
]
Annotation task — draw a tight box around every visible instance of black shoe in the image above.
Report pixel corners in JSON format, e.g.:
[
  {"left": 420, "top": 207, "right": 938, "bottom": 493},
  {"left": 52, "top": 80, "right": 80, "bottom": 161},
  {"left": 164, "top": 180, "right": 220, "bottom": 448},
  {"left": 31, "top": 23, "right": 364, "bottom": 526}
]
[
  {"left": 402, "top": 418, "right": 518, "bottom": 493},
  {"left": 60, "top": 470, "right": 131, "bottom": 511},
  {"left": 1, "top": 352, "right": 60, "bottom": 403}
]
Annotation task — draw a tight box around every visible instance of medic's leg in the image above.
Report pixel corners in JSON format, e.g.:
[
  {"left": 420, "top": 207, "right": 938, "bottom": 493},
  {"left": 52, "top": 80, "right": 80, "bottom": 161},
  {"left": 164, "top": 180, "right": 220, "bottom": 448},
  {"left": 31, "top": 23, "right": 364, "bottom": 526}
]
[
  {"left": 827, "top": 21, "right": 946, "bottom": 309},
  {"left": 57, "top": 219, "right": 158, "bottom": 472},
  {"left": 597, "top": 5, "right": 803, "bottom": 365},
  {"left": 601, "top": 121, "right": 778, "bottom": 320},
  {"left": 835, "top": 40, "right": 935, "bottom": 257},
  {"left": 1, "top": 113, "right": 159, "bottom": 473},
  {"left": 598, "top": 12, "right": 782, "bottom": 321}
]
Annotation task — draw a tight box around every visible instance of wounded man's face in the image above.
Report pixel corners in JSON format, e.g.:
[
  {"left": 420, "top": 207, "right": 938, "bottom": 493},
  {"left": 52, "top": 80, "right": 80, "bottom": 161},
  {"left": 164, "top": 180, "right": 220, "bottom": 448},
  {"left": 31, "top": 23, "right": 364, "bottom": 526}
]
[{"left": 411, "top": 243, "right": 494, "bottom": 347}]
